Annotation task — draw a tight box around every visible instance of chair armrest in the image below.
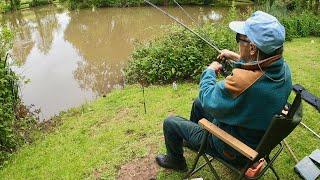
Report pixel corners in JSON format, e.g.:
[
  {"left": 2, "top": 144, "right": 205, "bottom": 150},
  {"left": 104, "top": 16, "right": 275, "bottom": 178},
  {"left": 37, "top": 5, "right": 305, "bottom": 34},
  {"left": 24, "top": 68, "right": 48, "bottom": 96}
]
[{"left": 199, "top": 118, "right": 258, "bottom": 161}]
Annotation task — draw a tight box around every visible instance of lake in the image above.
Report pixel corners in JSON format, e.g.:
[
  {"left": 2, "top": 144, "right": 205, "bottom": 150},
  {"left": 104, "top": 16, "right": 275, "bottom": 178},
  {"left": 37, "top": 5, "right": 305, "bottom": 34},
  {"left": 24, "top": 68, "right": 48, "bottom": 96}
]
[{"left": 4, "top": 5, "right": 228, "bottom": 120}]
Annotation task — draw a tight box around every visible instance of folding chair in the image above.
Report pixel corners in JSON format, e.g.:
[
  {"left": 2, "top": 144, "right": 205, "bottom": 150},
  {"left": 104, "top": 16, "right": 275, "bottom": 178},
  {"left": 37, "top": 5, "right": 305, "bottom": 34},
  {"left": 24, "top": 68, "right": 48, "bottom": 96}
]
[{"left": 185, "top": 87, "right": 303, "bottom": 180}]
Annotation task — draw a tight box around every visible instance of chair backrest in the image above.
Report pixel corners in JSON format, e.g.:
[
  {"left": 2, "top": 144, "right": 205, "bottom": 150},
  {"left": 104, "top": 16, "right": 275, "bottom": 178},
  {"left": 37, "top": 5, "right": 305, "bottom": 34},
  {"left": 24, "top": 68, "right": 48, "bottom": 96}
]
[{"left": 255, "top": 89, "right": 303, "bottom": 159}]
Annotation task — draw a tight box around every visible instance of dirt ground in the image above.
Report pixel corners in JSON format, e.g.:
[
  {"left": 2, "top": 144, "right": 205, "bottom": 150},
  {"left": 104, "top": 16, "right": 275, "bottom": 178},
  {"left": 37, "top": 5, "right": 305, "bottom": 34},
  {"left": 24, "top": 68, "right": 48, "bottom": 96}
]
[{"left": 117, "top": 145, "right": 159, "bottom": 180}]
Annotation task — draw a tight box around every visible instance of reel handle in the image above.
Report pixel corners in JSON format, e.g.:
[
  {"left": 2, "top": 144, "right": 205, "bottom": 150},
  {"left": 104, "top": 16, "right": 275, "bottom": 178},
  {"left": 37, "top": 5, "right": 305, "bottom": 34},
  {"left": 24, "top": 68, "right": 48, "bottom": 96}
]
[{"left": 218, "top": 59, "right": 233, "bottom": 77}]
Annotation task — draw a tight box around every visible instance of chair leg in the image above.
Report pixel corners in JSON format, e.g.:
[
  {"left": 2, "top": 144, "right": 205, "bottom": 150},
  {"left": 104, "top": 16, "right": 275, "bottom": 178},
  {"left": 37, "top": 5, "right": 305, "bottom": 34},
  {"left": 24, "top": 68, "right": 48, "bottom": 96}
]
[
  {"left": 184, "top": 131, "right": 209, "bottom": 179},
  {"left": 269, "top": 165, "right": 280, "bottom": 180},
  {"left": 237, "top": 174, "right": 244, "bottom": 180},
  {"left": 266, "top": 156, "right": 280, "bottom": 180},
  {"left": 203, "top": 154, "right": 220, "bottom": 180},
  {"left": 184, "top": 150, "right": 202, "bottom": 178}
]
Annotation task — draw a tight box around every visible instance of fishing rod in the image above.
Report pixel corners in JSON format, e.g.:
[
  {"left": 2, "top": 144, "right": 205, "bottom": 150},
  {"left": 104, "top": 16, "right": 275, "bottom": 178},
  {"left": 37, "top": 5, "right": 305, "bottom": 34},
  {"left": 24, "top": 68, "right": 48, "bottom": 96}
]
[
  {"left": 173, "top": 0, "right": 197, "bottom": 25},
  {"left": 145, "top": 0, "right": 234, "bottom": 76},
  {"left": 144, "top": 0, "right": 221, "bottom": 53},
  {"left": 172, "top": 0, "right": 223, "bottom": 54},
  {"left": 173, "top": 0, "right": 232, "bottom": 76}
]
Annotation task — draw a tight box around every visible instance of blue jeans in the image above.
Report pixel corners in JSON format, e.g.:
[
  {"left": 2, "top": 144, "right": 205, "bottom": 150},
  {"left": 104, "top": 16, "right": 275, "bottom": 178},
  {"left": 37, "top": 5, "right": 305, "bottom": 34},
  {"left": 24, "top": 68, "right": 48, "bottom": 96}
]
[
  {"left": 163, "top": 98, "right": 252, "bottom": 167},
  {"left": 163, "top": 98, "right": 218, "bottom": 159}
]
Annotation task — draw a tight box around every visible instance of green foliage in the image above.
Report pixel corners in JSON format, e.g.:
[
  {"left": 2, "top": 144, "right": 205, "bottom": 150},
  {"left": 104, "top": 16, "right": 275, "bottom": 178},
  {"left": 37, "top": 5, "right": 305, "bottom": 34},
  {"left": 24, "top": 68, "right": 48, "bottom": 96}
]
[
  {"left": 0, "top": 27, "right": 17, "bottom": 163},
  {"left": 279, "top": 12, "right": 320, "bottom": 40},
  {"left": 0, "top": 38, "right": 319, "bottom": 179},
  {"left": 60, "top": 0, "right": 203, "bottom": 10},
  {"left": 125, "top": 24, "right": 237, "bottom": 85},
  {"left": 254, "top": 1, "right": 320, "bottom": 41},
  {"left": 125, "top": 6, "right": 319, "bottom": 85},
  {"left": 29, "top": 0, "right": 51, "bottom": 7},
  {"left": 6, "top": 0, "right": 21, "bottom": 11},
  {"left": 0, "top": 27, "right": 38, "bottom": 165},
  {"left": 0, "top": 1, "right": 12, "bottom": 13}
]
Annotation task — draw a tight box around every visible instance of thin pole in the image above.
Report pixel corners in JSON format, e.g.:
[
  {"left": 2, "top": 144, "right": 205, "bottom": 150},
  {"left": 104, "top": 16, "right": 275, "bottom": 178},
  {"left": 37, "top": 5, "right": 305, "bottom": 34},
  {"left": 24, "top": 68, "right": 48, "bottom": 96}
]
[
  {"left": 283, "top": 140, "right": 299, "bottom": 163},
  {"left": 144, "top": 0, "right": 221, "bottom": 53},
  {"left": 300, "top": 122, "right": 320, "bottom": 139},
  {"left": 172, "top": 0, "right": 235, "bottom": 73},
  {"left": 142, "top": 85, "right": 147, "bottom": 114},
  {"left": 172, "top": 0, "right": 228, "bottom": 60}
]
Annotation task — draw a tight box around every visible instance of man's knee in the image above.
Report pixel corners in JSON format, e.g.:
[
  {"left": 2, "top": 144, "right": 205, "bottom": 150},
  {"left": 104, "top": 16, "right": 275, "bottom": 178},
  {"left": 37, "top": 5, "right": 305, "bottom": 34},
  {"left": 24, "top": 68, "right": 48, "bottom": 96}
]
[
  {"left": 190, "top": 97, "right": 205, "bottom": 123},
  {"left": 193, "top": 97, "right": 202, "bottom": 109},
  {"left": 163, "top": 116, "right": 180, "bottom": 131}
]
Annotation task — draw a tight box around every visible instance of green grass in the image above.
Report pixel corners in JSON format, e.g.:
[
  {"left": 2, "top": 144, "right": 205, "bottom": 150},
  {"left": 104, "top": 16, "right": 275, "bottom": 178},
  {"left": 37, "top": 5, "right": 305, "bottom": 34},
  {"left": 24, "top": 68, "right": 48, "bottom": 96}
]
[{"left": 0, "top": 37, "right": 319, "bottom": 179}]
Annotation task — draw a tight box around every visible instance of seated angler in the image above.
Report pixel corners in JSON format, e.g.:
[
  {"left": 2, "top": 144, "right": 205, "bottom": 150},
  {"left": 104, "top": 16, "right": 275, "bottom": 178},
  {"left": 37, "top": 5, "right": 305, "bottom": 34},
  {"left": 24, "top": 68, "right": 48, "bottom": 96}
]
[{"left": 156, "top": 11, "right": 292, "bottom": 171}]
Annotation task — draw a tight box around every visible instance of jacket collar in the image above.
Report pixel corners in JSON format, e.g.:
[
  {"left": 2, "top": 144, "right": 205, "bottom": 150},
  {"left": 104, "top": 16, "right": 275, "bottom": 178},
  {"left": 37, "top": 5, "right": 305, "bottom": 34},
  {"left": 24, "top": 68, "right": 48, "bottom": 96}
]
[{"left": 233, "top": 54, "right": 283, "bottom": 70}]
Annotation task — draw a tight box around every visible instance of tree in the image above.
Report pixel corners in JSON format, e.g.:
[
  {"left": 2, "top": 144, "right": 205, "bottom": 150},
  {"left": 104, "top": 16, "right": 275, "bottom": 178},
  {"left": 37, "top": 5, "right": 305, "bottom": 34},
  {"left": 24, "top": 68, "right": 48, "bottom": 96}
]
[
  {"left": 315, "top": 0, "right": 319, "bottom": 13},
  {"left": 10, "top": 0, "right": 16, "bottom": 10}
]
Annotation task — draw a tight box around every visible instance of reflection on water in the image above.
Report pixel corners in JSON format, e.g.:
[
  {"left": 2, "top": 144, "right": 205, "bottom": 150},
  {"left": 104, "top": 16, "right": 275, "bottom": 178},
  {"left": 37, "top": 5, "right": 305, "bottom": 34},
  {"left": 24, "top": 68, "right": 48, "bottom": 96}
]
[
  {"left": 207, "top": 10, "right": 223, "bottom": 21},
  {"left": 4, "top": 5, "right": 227, "bottom": 120}
]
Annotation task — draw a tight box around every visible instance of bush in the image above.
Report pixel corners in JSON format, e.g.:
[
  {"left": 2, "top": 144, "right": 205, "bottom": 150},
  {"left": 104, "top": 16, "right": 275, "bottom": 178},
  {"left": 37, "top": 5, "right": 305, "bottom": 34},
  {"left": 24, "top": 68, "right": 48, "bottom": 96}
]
[
  {"left": 60, "top": 0, "right": 203, "bottom": 10},
  {"left": 279, "top": 12, "right": 320, "bottom": 40},
  {"left": 125, "top": 6, "right": 320, "bottom": 85},
  {"left": 125, "top": 24, "right": 237, "bottom": 85},
  {"left": 0, "top": 27, "right": 18, "bottom": 163},
  {"left": 29, "top": 0, "right": 51, "bottom": 7},
  {"left": 0, "top": 27, "right": 38, "bottom": 165},
  {"left": 254, "top": 2, "right": 320, "bottom": 40},
  {"left": 0, "top": 1, "right": 12, "bottom": 13},
  {"left": 1, "top": 0, "right": 21, "bottom": 11}
]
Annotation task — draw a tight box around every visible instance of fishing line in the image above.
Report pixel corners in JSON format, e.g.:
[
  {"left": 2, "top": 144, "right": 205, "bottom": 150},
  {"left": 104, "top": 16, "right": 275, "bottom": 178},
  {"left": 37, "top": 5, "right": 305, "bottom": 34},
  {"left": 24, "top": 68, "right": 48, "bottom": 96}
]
[
  {"left": 172, "top": 0, "right": 219, "bottom": 49},
  {"left": 144, "top": 0, "right": 221, "bottom": 53},
  {"left": 146, "top": 0, "right": 236, "bottom": 76},
  {"left": 172, "top": 1, "right": 287, "bottom": 78},
  {"left": 173, "top": 0, "right": 198, "bottom": 25}
]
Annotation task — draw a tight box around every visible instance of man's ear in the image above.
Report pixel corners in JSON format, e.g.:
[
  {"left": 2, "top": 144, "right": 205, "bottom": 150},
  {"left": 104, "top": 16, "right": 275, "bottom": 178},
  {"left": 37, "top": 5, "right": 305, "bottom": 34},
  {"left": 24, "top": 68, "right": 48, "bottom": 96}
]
[{"left": 249, "top": 43, "right": 257, "bottom": 56}]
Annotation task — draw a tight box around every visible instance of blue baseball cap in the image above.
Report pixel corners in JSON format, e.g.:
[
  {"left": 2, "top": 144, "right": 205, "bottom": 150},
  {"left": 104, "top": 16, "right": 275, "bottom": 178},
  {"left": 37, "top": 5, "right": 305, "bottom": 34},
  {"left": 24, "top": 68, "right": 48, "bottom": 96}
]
[{"left": 229, "top": 11, "right": 285, "bottom": 55}]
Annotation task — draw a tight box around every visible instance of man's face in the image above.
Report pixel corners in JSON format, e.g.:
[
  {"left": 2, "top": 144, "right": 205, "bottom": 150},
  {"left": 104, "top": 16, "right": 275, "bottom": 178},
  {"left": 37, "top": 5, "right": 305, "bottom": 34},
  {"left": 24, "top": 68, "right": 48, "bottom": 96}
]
[{"left": 236, "top": 34, "right": 257, "bottom": 62}]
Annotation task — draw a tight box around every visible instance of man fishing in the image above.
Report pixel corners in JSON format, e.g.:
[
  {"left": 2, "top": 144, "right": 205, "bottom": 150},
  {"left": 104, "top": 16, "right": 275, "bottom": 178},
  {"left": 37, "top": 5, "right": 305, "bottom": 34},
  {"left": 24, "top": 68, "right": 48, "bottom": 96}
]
[{"left": 156, "top": 11, "right": 292, "bottom": 171}]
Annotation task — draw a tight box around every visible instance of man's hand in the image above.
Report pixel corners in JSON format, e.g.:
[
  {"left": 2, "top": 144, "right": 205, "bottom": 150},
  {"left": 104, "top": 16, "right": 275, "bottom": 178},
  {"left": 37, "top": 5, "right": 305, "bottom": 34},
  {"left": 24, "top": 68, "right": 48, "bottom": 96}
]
[
  {"left": 208, "top": 61, "right": 223, "bottom": 74},
  {"left": 217, "top": 49, "right": 240, "bottom": 61}
]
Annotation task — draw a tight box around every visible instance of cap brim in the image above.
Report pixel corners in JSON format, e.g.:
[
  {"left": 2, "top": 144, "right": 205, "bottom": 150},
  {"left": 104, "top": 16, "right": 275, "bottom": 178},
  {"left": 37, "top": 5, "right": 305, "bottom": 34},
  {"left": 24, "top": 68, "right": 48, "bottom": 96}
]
[{"left": 229, "top": 21, "right": 246, "bottom": 35}]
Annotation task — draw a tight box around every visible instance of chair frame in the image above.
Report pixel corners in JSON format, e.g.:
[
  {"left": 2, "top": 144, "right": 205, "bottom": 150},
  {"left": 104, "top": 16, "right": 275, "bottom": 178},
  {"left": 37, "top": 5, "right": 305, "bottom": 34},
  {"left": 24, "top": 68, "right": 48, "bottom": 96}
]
[
  {"left": 185, "top": 88, "right": 303, "bottom": 180},
  {"left": 184, "top": 123, "right": 284, "bottom": 180}
]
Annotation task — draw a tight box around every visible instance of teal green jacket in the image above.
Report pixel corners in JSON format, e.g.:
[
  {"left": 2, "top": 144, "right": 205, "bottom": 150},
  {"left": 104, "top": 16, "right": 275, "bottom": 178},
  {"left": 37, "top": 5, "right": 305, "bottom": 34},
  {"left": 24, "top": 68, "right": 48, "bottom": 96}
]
[
  {"left": 199, "top": 57, "right": 292, "bottom": 165},
  {"left": 199, "top": 58, "right": 292, "bottom": 131}
]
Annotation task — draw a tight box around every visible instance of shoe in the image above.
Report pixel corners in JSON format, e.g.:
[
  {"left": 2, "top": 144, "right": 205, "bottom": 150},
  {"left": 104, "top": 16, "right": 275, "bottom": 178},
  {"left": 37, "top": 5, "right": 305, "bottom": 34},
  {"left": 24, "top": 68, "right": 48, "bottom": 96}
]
[{"left": 156, "top": 154, "right": 188, "bottom": 172}]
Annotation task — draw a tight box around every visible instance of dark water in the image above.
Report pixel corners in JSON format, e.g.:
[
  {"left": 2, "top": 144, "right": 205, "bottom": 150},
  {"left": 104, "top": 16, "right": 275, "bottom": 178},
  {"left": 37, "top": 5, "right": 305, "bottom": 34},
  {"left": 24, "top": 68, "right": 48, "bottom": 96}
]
[{"left": 4, "top": 5, "right": 227, "bottom": 120}]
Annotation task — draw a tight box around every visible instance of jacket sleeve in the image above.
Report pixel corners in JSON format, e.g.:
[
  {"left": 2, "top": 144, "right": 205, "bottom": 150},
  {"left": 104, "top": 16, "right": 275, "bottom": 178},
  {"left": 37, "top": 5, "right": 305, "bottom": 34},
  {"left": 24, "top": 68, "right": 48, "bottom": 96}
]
[
  {"left": 198, "top": 69, "right": 235, "bottom": 120},
  {"left": 199, "top": 68, "right": 264, "bottom": 121}
]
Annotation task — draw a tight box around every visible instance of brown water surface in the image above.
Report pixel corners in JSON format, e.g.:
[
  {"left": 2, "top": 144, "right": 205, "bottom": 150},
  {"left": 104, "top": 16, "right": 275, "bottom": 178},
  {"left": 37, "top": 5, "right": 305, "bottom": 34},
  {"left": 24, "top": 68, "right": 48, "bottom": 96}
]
[{"left": 4, "top": 5, "right": 227, "bottom": 120}]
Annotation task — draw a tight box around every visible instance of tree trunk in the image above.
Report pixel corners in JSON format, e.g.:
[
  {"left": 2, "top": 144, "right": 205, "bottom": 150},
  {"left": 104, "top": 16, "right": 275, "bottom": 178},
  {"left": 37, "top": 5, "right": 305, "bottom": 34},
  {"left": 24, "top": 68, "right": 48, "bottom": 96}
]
[
  {"left": 315, "top": 0, "right": 319, "bottom": 14},
  {"left": 10, "top": 0, "right": 16, "bottom": 11},
  {"left": 309, "top": 0, "right": 314, "bottom": 10},
  {"left": 163, "top": 0, "right": 168, "bottom": 6},
  {"left": 301, "top": 0, "right": 307, "bottom": 8},
  {"left": 269, "top": 0, "right": 275, "bottom": 8}
]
